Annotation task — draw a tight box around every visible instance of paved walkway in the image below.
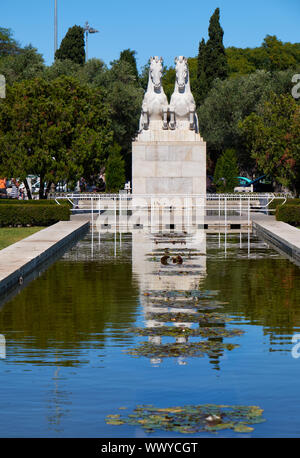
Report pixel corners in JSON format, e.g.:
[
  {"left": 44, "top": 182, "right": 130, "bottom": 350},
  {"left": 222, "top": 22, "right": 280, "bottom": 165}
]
[
  {"left": 251, "top": 213, "right": 300, "bottom": 265},
  {"left": 0, "top": 220, "right": 89, "bottom": 295}
]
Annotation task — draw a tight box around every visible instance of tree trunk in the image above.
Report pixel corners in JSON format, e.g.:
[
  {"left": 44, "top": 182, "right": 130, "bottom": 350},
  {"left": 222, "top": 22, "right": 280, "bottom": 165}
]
[
  {"left": 39, "top": 176, "right": 45, "bottom": 199},
  {"left": 24, "top": 178, "right": 32, "bottom": 200},
  {"left": 45, "top": 181, "right": 53, "bottom": 199}
]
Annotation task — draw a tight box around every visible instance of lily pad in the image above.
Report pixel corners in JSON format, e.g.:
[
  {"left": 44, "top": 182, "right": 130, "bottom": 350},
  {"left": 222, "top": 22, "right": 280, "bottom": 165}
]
[
  {"left": 105, "top": 403, "right": 265, "bottom": 435},
  {"left": 125, "top": 341, "right": 239, "bottom": 358},
  {"left": 145, "top": 311, "right": 232, "bottom": 324},
  {"left": 128, "top": 326, "right": 243, "bottom": 339}
]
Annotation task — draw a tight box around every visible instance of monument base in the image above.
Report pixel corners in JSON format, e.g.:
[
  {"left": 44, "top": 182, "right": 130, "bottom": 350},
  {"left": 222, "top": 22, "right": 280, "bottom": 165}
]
[{"left": 132, "top": 129, "right": 206, "bottom": 195}]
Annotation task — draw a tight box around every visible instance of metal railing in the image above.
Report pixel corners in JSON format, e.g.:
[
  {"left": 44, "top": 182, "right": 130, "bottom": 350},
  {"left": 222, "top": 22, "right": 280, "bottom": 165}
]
[{"left": 52, "top": 193, "right": 289, "bottom": 230}]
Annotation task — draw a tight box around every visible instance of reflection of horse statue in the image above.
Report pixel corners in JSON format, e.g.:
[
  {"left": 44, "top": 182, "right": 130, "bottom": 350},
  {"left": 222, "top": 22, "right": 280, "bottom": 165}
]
[
  {"left": 169, "top": 56, "right": 198, "bottom": 132},
  {"left": 139, "top": 57, "right": 168, "bottom": 131}
]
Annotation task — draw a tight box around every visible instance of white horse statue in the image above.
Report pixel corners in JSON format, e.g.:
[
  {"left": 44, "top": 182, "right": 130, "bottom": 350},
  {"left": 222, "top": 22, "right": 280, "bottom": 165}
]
[
  {"left": 169, "top": 56, "right": 198, "bottom": 132},
  {"left": 139, "top": 56, "right": 168, "bottom": 131}
]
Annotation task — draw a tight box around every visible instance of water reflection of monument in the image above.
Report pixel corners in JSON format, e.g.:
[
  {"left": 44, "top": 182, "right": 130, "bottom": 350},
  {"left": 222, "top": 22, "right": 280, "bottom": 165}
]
[{"left": 132, "top": 228, "right": 208, "bottom": 366}]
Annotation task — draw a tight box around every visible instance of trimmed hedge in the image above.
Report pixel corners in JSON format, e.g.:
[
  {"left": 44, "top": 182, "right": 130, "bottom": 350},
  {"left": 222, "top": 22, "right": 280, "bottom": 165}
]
[
  {"left": 268, "top": 198, "right": 300, "bottom": 210},
  {"left": 0, "top": 199, "right": 57, "bottom": 205},
  {"left": 276, "top": 204, "right": 300, "bottom": 227},
  {"left": 0, "top": 204, "right": 70, "bottom": 227}
]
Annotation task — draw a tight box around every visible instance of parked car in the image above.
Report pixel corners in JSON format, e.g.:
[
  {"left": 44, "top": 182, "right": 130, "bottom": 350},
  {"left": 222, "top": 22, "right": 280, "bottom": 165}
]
[{"left": 234, "top": 175, "right": 273, "bottom": 193}]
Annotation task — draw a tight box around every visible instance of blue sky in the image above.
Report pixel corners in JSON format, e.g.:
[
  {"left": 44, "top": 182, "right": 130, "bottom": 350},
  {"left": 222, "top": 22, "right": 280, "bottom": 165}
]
[{"left": 2, "top": 0, "right": 300, "bottom": 70}]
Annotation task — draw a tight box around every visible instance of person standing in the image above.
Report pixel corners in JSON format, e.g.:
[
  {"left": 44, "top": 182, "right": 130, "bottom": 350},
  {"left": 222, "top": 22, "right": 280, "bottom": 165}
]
[
  {"left": 0, "top": 177, "right": 7, "bottom": 197},
  {"left": 10, "top": 179, "right": 19, "bottom": 199}
]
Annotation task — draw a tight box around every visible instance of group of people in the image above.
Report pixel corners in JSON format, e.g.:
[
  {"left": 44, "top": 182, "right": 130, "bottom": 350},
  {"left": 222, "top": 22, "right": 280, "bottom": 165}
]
[
  {"left": 79, "top": 173, "right": 106, "bottom": 193},
  {"left": 0, "top": 177, "right": 25, "bottom": 199}
]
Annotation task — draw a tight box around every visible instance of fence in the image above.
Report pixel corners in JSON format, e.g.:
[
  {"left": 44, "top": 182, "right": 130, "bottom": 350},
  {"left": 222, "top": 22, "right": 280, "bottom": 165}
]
[{"left": 53, "top": 193, "right": 288, "bottom": 230}]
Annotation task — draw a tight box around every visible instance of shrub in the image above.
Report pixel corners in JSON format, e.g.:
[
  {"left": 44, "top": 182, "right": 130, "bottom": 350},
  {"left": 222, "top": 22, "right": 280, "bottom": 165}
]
[
  {"left": 269, "top": 198, "right": 300, "bottom": 210},
  {"left": 105, "top": 144, "right": 126, "bottom": 193},
  {"left": 276, "top": 204, "right": 300, "bottom": 227},
  {"left": 0, "top": 199, "right": 57, "bottom": 205},
  {"left": 0, "top": 204, "right": 70, "bottom": 227},
  {"left": 213, "top": 149, "right": 239, "bottom": 193}
]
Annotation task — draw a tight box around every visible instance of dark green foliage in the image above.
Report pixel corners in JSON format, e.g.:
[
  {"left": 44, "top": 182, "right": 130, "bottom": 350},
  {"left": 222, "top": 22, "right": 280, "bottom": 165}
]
[
  {"left": 102, "top": 59, "right": 143, "bottom": 179},
  {"left": 105, "top": 145, "right": 126, "bottom": 192},
  {"left": 195, "top": 38, "right": 208, "bottom": 106},
  {"left": 55, "top": 25, "right": 85, "bottom": 65},
  {"left": 162, "top": 66, "right": 176, "bottom": 101},
  {"left": 195, "top": 8, "right": 228, "bottom": 106},
  {"left": 227, "top": 36, "right": 300, "bottom": 77},
  {"left": 0, "top": 45, "right": 45, "bottom": 85},
  {"left": 240, "top": 93, "right": 300, "bottom": 193},
  {"left": 119, "top": 49, "right": 139, "bottom": 82},
  {"left": 0, "top": 76, "right": 113, "bottom": 199},
  {"left": 205, "top": 8, "right": 228, "bottom": 85},
  {"left": 268, "top": 198, "right": 300, "bottom": 210},
  {"left": 0, "top": 204, "right": 70, "bottom": 227},
  {"left": 198, "top": 69, "right": 298, "bottom": 172},
  {"left": 213, "top": 149, "right": 239, "bottom": 192},
  {"left": 0, "top": 199, "right": 57, "bottom": 205},
  {"left": 0, "top": 27, "right": 21, "bottom": 58},
  {"left": 276, "top": 204, "right": 300, "bottom": 227}
]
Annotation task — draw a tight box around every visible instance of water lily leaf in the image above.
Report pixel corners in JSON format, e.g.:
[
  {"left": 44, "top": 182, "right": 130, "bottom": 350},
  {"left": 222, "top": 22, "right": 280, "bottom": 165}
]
[
  {"left": 105, "top": 403, "right": 265, "bottom": 435},
  {"left": 234, "top": 424, "right": 254, "bottom": 433}
]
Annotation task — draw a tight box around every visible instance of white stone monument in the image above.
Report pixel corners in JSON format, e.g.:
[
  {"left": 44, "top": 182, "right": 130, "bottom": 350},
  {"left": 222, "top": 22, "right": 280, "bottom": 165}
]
[{"left": 132, "top": 56, "right": 206, "bottom": 195}]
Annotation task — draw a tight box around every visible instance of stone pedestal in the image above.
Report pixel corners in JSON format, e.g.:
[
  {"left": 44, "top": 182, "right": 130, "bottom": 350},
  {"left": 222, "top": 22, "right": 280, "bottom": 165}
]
[{"left": 132, "top": 126, "right": 206, "bottom": 195}]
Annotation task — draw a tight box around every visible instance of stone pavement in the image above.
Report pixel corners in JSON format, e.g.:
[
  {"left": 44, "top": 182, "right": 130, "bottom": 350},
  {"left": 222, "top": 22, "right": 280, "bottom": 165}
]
[{"left": 251, "top": 213, "right": 300, "bottom": 265}]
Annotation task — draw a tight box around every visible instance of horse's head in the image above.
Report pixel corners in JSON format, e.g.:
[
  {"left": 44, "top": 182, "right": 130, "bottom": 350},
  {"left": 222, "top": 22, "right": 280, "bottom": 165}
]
[
  {"left": 150, "top": 56, "right": 163, "bottom": 92},
  {"left": 175, "top": 56, "right": 188, "bottom": 92}
]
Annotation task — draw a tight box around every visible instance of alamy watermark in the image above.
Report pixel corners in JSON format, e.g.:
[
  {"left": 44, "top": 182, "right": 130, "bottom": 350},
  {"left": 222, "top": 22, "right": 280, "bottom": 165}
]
[
  {"left": 292, "top": 74, "right": 300, "bottom": 100},
  {"left": 291, "top": 334, "right": 300, "bottom": 359},
  {"left": 0, "top": 334, "right": 6, "bottom": 359}
]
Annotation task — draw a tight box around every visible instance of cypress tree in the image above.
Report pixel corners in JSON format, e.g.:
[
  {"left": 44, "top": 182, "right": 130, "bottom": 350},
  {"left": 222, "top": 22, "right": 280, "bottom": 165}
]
[
  {"left": 55, "top": 25, "right": 85, "bottom": 65},
  {"left": 119, "top": 49, "right": 139, "bottom": 83},
  {"left": 196, "top": 38, "right": 208, "bottom": 106},
  {"left": 205, "top": 8, "right": 228, "bottom": 86},
  {"left": 195, "top": 8, "right": 228, "bottom": 106}
]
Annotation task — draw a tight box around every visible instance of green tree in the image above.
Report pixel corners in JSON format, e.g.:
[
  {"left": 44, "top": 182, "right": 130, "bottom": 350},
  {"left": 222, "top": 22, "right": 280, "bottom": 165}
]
[
  {"left": 195, "top": 38, "right": 208, "bottom": 106},
  {"left": 55, "top": 25, "right": 85, "bottom": 65},
  {"left": 162, "top": 66, "right": 176, "bottom": 101},
  {"left": 226, "top": 37, "right": 300, "bottom": 77},
  {"left": 213, "top": 149, "right": 239, "bottom": 192},
  {"left": 0, "top": 76, "right": 113, "bottom": 198},
  {"left": 195, "top": 8, "right": 228, "bottom": 106},
  {"left": 119, "top": 49, "right": 139, "bottom": 82},
  {"left": 197, "top": 69, "right": 297, "bottom": 172},
  {"left": 205, "top": 8, "right": 228, "bottom": 85},
  {"left": 102, "top": 59, "right": 143, "bottom": 179},
  {"left": 0, "top": 45, "right": 45, "bottom": 85},
  {"left": 240, "top": 93, "right": 300, "bottom": 194},
  {"left": 105, "top": 144, "right": 126, "bottom": 192},
  {"left": 0, "top": 27, "right": 21, "bottom": 58}
]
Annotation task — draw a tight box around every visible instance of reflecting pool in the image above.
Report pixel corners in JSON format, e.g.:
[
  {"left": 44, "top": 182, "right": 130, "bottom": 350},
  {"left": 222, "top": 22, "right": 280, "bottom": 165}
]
[{"left": 0, "top": 229, "right": 299, "bottom": 437}]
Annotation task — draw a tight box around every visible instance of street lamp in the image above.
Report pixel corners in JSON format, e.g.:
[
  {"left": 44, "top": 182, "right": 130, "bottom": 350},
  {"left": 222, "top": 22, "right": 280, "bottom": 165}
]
[{"left": 83, "top": 21, "right": 99, "bottom": 62}]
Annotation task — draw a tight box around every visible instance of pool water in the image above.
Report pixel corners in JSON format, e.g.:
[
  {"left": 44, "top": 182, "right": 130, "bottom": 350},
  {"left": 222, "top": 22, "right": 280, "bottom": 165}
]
[{"left": 0, "top": 229, "right": 299, "bottom": 437}]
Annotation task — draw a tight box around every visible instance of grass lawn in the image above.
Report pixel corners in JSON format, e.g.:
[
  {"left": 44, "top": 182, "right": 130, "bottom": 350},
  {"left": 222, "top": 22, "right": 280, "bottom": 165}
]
[{"left": 0, "top": 227, "right": 45, "bottom": 250}]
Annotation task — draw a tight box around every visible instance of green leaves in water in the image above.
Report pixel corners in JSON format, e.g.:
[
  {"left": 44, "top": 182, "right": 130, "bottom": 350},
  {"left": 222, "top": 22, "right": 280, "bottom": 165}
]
[
  {"left": 146, "top": 311, "right": 233, "bottom": 324},
  {"left": 128, "top": 326, "right": 244, "bottom": 339},
  {"left": 146, "top": 300, "right": 225, "bottom": 310},
  {"left": 126, "top": 341, "right": 238, "bottom": 358},
  {"left": 105, "top": 404, "right": 265, "bottom": 434},
  {"left": 144, "top": 289, "right": 219, "bottom": 298}
]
